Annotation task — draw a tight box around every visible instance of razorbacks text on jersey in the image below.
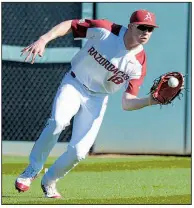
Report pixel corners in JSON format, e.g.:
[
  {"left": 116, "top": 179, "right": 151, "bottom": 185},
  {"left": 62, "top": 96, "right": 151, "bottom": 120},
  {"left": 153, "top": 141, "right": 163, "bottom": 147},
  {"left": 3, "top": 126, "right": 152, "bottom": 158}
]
[{"left": 71, "top": 19, "right": 146, "bottom": 95}]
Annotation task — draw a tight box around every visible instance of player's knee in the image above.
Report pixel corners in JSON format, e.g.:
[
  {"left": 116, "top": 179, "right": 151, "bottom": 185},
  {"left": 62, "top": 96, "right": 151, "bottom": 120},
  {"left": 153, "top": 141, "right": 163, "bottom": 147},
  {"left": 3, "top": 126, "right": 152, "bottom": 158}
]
[
  {"left": 74, "top": 150, "right": 86, "bottom": 162},
  {"left": 76, "top": 152, "right": 86, "bottom": 162},
  {"left": 68, "top": 146, "right": 87, "bottom": 163},
  {"left": 47, "top": 119, "right": 66, "bottom": 135}
]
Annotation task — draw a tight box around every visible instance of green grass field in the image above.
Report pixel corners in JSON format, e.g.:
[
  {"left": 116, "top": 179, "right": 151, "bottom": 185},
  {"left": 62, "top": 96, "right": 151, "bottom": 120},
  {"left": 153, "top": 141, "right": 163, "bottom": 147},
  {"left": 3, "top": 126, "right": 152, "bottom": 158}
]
[{"left": 2, "top": 155, "right": 191, "bottom": 205}]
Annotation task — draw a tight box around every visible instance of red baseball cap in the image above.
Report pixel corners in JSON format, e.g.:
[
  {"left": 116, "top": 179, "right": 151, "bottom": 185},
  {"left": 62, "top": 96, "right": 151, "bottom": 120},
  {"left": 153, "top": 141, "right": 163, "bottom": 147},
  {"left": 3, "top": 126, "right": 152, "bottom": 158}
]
[{"left": 130, "top": 10, "right": 159, "bottom": 28}]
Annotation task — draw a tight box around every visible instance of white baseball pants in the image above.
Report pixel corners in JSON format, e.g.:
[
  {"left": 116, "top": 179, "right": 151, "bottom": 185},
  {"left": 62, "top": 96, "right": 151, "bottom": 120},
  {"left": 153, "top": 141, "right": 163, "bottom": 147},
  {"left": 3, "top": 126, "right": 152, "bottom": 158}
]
[{"left": 29, "top": 72, "right": 108, "bottom": 184}]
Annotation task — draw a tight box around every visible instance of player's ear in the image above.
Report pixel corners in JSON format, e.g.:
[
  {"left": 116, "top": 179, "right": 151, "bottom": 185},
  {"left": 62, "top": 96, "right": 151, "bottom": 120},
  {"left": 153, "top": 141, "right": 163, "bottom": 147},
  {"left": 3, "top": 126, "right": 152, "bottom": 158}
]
[{"left": 128, "top": 23, "right": 133, "bottom": 30}]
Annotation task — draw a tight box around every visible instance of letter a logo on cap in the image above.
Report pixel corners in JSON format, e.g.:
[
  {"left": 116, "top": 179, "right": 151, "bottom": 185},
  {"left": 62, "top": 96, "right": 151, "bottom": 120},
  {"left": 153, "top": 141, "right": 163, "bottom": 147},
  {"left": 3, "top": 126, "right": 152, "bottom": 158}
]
[
  {"left": 144, "top": 12, "right": 152, "bottom": 21},
  {"left": 130, "top": 10, "right": 159, "bottom": 27}
]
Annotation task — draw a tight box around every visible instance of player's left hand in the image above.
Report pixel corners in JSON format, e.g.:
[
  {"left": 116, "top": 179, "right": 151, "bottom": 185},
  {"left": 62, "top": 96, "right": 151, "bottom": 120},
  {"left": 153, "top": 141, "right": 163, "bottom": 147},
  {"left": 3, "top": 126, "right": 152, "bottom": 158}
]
[
  {"left": 149, "top": 95, "right": 159, "bottom": 105},
  {"left": 150, "top": 72, "right": 184, "bottom": 105}
]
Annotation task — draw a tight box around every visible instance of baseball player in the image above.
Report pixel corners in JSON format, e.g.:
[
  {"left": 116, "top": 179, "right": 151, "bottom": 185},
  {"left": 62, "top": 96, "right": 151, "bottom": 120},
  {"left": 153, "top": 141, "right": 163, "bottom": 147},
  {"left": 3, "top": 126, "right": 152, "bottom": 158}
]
[{"left": 15, "top": 9, "right": 159, "bottom": 198}]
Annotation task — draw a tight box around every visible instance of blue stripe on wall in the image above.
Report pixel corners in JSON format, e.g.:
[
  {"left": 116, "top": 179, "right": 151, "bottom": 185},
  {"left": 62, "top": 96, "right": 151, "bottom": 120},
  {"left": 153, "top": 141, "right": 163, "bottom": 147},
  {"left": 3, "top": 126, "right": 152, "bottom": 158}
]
[{"left": 2, "top": 45, "right": 80, "bottom": 63}]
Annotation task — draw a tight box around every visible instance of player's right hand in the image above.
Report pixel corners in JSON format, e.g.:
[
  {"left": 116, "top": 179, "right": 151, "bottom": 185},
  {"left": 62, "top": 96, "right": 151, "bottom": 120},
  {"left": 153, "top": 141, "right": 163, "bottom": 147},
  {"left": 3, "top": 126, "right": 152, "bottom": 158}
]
[{"left": 21, "top": 38, "right": 47, "bottom": 64}]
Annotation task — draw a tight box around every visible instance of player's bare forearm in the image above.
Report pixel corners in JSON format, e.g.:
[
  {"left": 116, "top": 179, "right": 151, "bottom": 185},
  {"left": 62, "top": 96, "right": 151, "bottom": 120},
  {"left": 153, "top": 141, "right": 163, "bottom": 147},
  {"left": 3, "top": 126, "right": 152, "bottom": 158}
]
[
  {"left": 21, "top": 20, "right": 73, "bottom": 64},
  {"left": 122, "top": 92, "right": 158, "bottom": 111},
  {"left": 40, "top": 20, "right": 73, "bottom": 44}
]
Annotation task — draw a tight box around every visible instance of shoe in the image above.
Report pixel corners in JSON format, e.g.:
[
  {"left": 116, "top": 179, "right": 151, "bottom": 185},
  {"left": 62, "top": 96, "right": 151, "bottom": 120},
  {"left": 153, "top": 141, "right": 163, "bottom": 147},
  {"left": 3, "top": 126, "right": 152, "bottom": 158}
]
[
  {"left": 15, "top": 164, "right": 41, "bottom": 192},
  {"left": 41, "top": 177, "right": 61, "bottom": 198}
]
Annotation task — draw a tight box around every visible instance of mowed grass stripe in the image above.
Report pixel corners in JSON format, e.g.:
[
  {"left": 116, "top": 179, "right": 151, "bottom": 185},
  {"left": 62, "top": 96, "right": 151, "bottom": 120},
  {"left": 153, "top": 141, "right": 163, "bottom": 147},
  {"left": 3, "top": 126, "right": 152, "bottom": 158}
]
[
  {"left": 2, "top": 169, "right": 191, "bottom": 204},
  {"left": 2, "top": 159, "right": 191, "bottom": 174},
  {"left": 2, "top": 156, "right": 189, "bottom": 164},
  {"left": 3, "top": 168, "right": 191, "bottom": 198},
  {"left": 2, "top": 194, "right": 191, "bottom": 204}
]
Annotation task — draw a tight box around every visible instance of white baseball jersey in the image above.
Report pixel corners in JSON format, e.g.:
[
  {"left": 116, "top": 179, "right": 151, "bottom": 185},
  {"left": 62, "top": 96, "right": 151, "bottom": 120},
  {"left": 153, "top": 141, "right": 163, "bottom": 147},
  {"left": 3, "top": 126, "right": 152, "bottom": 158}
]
[{"left": 71, "top": 19, "right": 146, "bottom": 95}]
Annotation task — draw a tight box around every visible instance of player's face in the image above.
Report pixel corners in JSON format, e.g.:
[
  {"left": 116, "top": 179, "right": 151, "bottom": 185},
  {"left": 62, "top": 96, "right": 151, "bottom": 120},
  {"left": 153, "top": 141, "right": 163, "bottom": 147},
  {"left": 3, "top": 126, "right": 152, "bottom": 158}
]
[{"left": 131, "top": 24, "right": 155, "bottom": 44}]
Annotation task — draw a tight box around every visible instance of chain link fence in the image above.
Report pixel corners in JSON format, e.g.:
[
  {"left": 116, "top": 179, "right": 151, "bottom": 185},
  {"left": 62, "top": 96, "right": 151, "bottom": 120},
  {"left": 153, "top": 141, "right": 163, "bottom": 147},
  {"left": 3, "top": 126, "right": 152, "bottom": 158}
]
[
  {"left": 2, "top": 2, "right": 82, "bottom": 47},
  {"left": 2, "top": 61, "right": 73, "bottom": 142},
  {"left": 2, "top": 3, "right": 83, "bottom": 142}
]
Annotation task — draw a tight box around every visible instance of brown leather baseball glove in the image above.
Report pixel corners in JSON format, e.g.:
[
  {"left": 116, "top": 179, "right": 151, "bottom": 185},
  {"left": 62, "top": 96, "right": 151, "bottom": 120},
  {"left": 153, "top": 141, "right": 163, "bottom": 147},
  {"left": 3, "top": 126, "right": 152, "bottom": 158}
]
[{"left": 150, "top": 72, "right": 184, "bottom": 105}]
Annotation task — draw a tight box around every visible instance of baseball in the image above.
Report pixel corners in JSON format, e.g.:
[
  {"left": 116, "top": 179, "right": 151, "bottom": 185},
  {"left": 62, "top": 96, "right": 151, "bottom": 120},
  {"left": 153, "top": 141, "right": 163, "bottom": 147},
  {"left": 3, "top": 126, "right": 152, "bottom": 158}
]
[{"left": 168, "top": 77, "right": 179, "bottom": 88}]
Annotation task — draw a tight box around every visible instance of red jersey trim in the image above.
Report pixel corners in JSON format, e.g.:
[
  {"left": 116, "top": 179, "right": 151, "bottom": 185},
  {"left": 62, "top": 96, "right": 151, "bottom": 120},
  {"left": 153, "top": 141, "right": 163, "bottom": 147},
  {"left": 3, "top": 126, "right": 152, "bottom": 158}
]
[
  {"left": 71, "top": 19, "right": 122, "bottom": 38},
  {"left": 125, "top": 50, "right": 147, "bottom": 96}
]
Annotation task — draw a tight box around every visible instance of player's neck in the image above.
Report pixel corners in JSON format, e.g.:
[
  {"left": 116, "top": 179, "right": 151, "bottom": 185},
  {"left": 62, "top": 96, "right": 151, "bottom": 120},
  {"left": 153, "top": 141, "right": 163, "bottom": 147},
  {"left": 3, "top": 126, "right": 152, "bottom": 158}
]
[{"left": 123, "top": 29, "right": 141, "bottom": 50}]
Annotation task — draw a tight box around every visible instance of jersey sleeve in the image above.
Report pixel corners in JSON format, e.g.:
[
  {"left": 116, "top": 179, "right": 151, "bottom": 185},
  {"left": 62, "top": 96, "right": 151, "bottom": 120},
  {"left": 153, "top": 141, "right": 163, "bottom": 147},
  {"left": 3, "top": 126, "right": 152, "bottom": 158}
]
[
  {"left": 125, "top": 52, "right": 147, "bottom": 96},
  {"left": 71, "top": 19, "right": 122, "bottom": 40}
]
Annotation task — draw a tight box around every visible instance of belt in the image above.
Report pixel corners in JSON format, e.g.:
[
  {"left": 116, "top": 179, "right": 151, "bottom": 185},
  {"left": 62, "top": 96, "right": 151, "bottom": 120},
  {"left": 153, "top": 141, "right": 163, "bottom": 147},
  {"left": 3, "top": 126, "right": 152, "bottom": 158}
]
[
  {"left": 70, "top": 71, "right": 76, "bottom": 78},
  {"left": 70, "top": 71, "right": 90, "bottom": 91},
  {"left": 70, "top": 71, "right": 107, "bottom": 96}
]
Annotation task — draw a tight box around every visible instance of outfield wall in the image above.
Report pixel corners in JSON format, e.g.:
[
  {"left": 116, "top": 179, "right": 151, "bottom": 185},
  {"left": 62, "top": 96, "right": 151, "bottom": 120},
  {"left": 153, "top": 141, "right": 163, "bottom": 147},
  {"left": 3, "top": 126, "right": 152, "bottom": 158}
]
[{"left": 93, "top": 3, "right": 191, "bottom": 155}]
